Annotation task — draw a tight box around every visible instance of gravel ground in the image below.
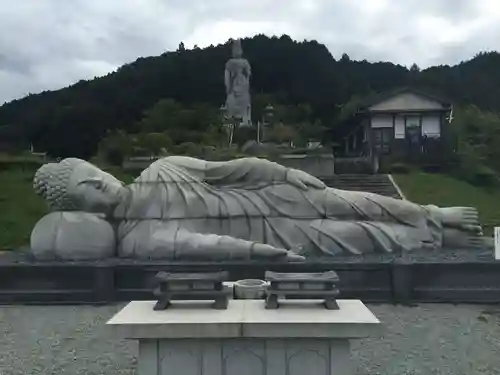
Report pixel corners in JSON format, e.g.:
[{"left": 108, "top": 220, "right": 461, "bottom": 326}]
[{"left": 0, "top": 304, "right": 499, "bottom": 375}]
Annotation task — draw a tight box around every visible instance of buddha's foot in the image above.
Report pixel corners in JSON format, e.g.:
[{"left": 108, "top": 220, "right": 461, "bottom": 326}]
[
  {"left": 438, "top": 207, "right": 481, "bottom": 231},
  {"left": 442, "top": 227, "right": 485, "bottom": 250}
]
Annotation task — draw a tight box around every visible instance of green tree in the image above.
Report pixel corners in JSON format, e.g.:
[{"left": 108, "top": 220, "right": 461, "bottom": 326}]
[
  {"left": 449, "top": 105, "right": 500, "bottom": 186},
  {"left": 409, "top": 63, "right": 420, "bottom": 73},
  {"left": 136, "top": 132, "right": 173, "bottom": 156},
  {"left": 201, "top": 124, "right": 227, "bottom": 147},
  {"left": 137, "top": 98, "right": 183, "bottom": 133},
  {"left": 5, "top": 34, "right": 500, "bottom": 159},
  {"left": 99, "top": 130, "right": 134, "bottom": 165},
  {"left": 336, "top": 91, "right": 377, "bottom": 122},
  {"left": 296, "top": 119, "right": 326, "bottom": 142},
  {"left": 268, "top": 123, "right": 297, "bottom": 145}
]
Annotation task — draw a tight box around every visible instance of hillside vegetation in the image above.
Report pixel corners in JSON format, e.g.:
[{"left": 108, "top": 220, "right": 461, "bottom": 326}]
[{"left": 2, "top": 34, "right": 500, "bottom": 160}]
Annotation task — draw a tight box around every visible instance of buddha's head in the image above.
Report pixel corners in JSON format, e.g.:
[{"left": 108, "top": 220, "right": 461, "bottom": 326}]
[
  {"left": 34, "top": 158, "right": 124, "bottom": 215},
  {"left": 231, "top": 38, "right": 243, "bottom": 58}
]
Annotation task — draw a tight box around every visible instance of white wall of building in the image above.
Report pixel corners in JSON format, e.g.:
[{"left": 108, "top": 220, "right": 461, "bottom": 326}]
[
  {"left": 371, "top": 114, "right": 392, "bottom": 128},
  {"left": 394, "top": 116, "right": 405, "bottom": 139},
  {"left": 421, "top": 114, "right": 441, "bottom": 137}
]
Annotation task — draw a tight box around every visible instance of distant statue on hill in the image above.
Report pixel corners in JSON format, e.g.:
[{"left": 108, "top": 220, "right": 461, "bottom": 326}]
[
  {"left": 224, "top": 39, "right": 252, "bottom": 126},
  {"left": 29, "top": 156, "right": 483, "bottom": 261}
]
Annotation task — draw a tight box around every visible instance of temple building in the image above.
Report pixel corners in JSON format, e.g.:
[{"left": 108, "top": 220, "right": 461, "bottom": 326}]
[{"left": 335, "top": 88, "right": 453, "bottom": 164}]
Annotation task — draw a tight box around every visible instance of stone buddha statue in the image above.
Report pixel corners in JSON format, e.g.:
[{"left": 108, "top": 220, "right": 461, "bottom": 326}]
[
  {"left": 224, "top": 39, "right": 252, "bottom": 126},
  {"left": 30, "top": 156, "right": 483, "bottom": 261}
]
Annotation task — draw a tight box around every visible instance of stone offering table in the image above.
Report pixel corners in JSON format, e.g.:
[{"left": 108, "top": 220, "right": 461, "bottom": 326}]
[{"left": 107, "top": 299, "right": 381, "bottom": 375}]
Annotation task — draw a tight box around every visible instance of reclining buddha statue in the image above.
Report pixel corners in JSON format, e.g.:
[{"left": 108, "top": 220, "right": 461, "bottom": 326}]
[{"left": 30, "top": 156, "right": 483, "bottom": 261}]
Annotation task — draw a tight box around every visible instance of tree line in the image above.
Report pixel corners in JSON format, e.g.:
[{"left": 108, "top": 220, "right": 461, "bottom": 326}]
[{"left": 1, "top": 34, "right": 500, "bottom": 166}]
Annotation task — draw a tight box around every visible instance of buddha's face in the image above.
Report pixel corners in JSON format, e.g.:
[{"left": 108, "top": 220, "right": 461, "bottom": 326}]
[{"left": 67, "top": 162, "right": 124, "bottom": 214}]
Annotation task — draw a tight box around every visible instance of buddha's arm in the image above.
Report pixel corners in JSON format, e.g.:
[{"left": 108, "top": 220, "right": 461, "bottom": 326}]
[
  {"left": 177, "top": 231, "right": 303, "bottom": 261},
  {"left": 161, "top": 156, "right": 325, "bottom": 189},
  {"left": 142, "top": 225, "right": 304, "bottom": 261}
]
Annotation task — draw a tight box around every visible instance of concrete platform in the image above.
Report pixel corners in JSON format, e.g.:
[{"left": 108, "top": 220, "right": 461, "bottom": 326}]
[{"left": 107, "top": 300, "right": 381, "bottom": 375}]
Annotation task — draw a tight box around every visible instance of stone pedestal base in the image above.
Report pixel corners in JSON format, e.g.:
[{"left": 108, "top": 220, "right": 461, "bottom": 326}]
[
  {"left": 139, "top": 338, "right": 352, "bottom": 375},
  {"left": 108, "top": 300, "right": 381, "bottom": 375}
]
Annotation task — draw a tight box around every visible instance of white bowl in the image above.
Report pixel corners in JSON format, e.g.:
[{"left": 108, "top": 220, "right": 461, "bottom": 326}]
[{"left": 233, "top": 279, "right": 268, "bottom": 299}]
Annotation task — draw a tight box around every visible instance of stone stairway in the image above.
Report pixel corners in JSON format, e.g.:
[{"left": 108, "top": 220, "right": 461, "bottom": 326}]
[{"left": 321, "top": 174, "right": 403, "bottom": 199}]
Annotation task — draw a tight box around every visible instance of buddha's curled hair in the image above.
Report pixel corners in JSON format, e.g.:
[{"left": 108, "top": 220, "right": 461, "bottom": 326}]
[{"left": 33, "top": 158, "right": 85, "bottom": 211}]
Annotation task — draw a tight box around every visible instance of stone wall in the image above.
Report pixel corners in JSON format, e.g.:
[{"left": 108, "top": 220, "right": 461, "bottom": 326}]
[{"left": 1, "top": 251, "right": 500, "bottom": 305}]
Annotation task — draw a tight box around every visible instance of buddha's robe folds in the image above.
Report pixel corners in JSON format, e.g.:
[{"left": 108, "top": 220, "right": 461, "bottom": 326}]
[{"left": 113, "top": 157, "right": 447, "bottom": 260}]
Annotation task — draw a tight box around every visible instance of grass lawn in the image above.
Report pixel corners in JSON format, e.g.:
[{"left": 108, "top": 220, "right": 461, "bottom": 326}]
[
  {"left": 393, "top": 172, "right": 500, "bottom": 236},
  {"left": 0, "top": 169, "right": 47, "bottom": 250}
]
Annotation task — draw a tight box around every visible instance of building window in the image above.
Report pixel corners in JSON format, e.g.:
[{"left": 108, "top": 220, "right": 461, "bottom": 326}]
[
  {"left": 373, "top": 128, "right": 392, "bottom": 154},
  {"left": 406, "top": 117, "right": 420, "bottom": 129}
]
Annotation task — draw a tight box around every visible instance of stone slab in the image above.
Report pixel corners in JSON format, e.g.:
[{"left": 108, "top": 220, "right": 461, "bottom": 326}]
[
  {"left": 242, "top": 299, "right": 380, "bottom": 338},
  {"left": 107, "top": 300, "right": 244, "bottom": 339},
  {"left": 107, "top": 299, "right": 381, "bottom": 339}
]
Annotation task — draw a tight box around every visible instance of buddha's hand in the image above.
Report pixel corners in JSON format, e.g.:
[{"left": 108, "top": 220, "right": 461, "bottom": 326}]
[
  {"left": 250, "top": 243, "right": 305, "bottom": 262},
  {"left": 285, "top": 168, "right": 326, "bottom": 190}
]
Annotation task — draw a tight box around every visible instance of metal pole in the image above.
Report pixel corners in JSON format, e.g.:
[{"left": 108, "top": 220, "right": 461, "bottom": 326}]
[
  {"left": 258, "top": 121, "right": 261, "bottom": 143},
  {"left": 228, "top": 120, "right": 234, "bottom": 147}
]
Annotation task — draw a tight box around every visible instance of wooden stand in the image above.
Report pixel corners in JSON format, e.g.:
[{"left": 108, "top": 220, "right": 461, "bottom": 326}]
[
  {"left": 265, "top": 271, "right": 340, "bottom": 309},
  {"left": 152, "top": 271, "right": 230, "bottom": 310}
]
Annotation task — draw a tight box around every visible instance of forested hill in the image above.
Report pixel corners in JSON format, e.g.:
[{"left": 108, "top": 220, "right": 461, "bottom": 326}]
[{"left": 1, "top": 34, "right": 500, "bottom": 158}]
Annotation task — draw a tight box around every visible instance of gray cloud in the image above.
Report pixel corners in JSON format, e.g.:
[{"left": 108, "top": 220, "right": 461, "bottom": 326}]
[{"left": 0, "top": 0, "right": 499, "bottom": 103}]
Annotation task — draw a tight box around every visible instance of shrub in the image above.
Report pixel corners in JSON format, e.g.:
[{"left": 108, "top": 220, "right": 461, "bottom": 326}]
[
  {"left": 172, "top": 142, "right": 202, "bottom": 157},
  {"left": 0, "top": 155, "right": 44, "bottom": 172},
  {"left": 421, "top": 164, "right": 443, "bottom": 173},
  {"left": 136, "top": 132, "right": 173, "bottom": 156},
  {"left": 208, "top": 147, "right": 249, "bottom": 161},
  {"left": 130, "top": 146, "right": 151, "bottom": 157},
  {"left": 471, "top": 165, "right": 499, "bottom": 187},
  {"left": 450, "top": 158, "right": 499, "bottom": 188},
  {"left": 104, "top": 146, "right": 125, "bottom": 166},
  {"left": 99, "top": 130, "right": 133, "bottom": 163}
]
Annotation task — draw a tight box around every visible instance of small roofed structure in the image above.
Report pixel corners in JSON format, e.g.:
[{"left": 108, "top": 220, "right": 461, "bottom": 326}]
[{"left": 333, "top": 87, "right": 453, "bottom": 166}]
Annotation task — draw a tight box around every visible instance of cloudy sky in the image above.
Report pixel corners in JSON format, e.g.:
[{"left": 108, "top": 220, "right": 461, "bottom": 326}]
[{"left": 1, "top": 0, "right": 499, "bottom": 104}]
